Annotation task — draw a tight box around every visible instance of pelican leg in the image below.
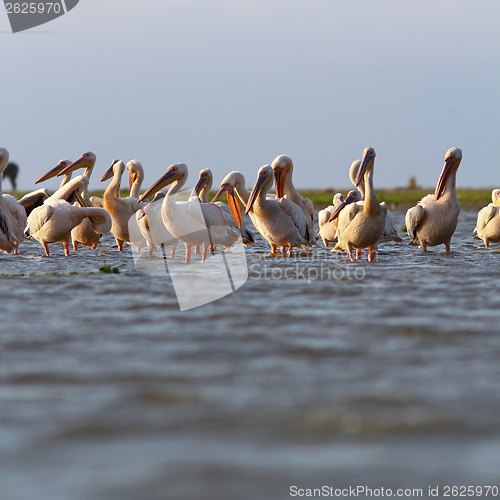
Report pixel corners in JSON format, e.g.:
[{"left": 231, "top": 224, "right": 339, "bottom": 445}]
[
  {"left": 271, "top": 244, "right": 277, "bottom": 254},
  {"left": 288, "top": 245, "right": 293, "bottom": 257},
  {"left": 43, "top": 243, "right": 50, "bottom": 257},
  {"left": 421, "top": 242, "right": 427, "bottom": 252},
  {"left": 148, "top": 244, "right": 154, "bottom": 257},
  {"left": 63, "top": 243, "right": 70, "bottom": 257},
  {"left": 202, "top": 246, "right": 208, "bottom": 262},
  {"left": 171, "top": 246, "right": 176, "bottom": 258},
  {"left": 209, "top": 244, "right": 215, "bottom": 253},
  {"left": 195, "top": 245, "right": 200, "bottom": 254},
  {"left": 445, "top": 242, "right": 451, "bottom": 253},
  {"left": 73, "top": 242, "right": 78, "bottom": 251},
  {"left": 356, "top": 249, "right": 362, "bottom": 260},
  {"left": 281, "top": 246, "right": 286, "bottom": 253},
  {"left": 185, "top": 245, "right": 192, "bottom": 264},
  {"left": 368, "top": 249, "right": 377, "bottom": 262},
  {"left": 117, "top": 240, "right": 124, "bottom": 252}
]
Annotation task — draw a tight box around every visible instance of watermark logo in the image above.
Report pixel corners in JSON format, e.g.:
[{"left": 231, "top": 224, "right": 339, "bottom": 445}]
[
  {"left": 129, "top": 189, "right": 248, "bottom": 311},
  {"left": 3, "top": 0, "right": 79, "bottom": 33}
]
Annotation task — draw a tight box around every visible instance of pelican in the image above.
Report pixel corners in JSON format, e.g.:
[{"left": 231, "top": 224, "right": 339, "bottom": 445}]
[
  {"left": 331, "top": 148, "right": 387, "bottom": 261},
  {"left": 244, "top": 165, "right": 309, "bottom": 256},
  {"left": 136, "top": 191, "right": 179, "bottom": 257},
  {"left": 0, "top": 148, "right": 27, "bottom": 252},
  {"left": 191, "top": 168, "right": 254, "bottom": 247},
  {"left": 139, "top": 164, "right": 247, "bottom": 262},
  {"left": 349, "top": 159, "right": 403, "bottom": 245},
  {"left": 17, "top": 159, "right": 73, "bottom": 217},
  {"left": 474, "top": 189, "right": 500, "bottom": 248},
  {"left": 100, "top": 160, "right": 144, "bottom": 251},
  {"left": 406, "top": 147, "right": 462, "bottom": 252},
  {"left": 317, "top": 193, "right": 345, "bottom": 247},
  {"left": 56, "top": 152, "right": 106, "bottom": 250},
  {"left": 272, "top": 154, "right": 316, "bottom": 245},
  {"left": 26, "top": 176, "right": 111, "bottom": 256}
]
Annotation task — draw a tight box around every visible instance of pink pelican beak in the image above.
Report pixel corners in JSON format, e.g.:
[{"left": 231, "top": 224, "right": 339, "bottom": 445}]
[
  {"left": 434, "top": 148, "right": 462, "bottom": 201},
  {"left": 100, "top": 159, "right": 120, "bottom": 183},
  {"left": 355, "top": 148, "right": 376, "bottom": 187},
  {"left": 35, "top": 160, "right": 70, "bottom": 184},
  {"left": 245, "top": 170, "right": 269, "bottom": 215},
  {"left": 190, "top": 173, "right": 209, "bottom": 200},
  {"left": 210, "top": 184, "right": 242, "bottom": 227},
  {"left": 138, "top": 167, "right": 183, "bottom": 203},
  {"left": 57, "top": 152, "right": 94, "bottom": 177}
]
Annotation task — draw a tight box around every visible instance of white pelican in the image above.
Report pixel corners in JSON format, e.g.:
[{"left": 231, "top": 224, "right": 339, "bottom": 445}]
[
  {"left": 244, "top": 165, "right": 309, "bottom": 256},
  {"left": 272, "top": 154, "right": 316, "bottom": 245},
  {"left": 331, "top": 148, "right": 387, "bottom": 261},
  {"left": 100, "top": 160, "right": 145, "bottom": 251},
  {"left": 18, "top": 159, "right": 73, "bottom": 217},
  {"left": 474, "top": 189, "right": 500, "bottom": 248},
  {"left": 349, "top": 159, "right": 403, "bottom": 245},
  {"left": 136, "top": 192, "right": 179, "bottom": 257},
  {"left": 406, "top": 147, "right": 462, "bottom": 252},
  {"left": 191, "top": 168, "right": 254, "bottom": 247},
  {"left": 26, "top": 176, "right": 111, "bottom": 256},
  {"left": 139, "top": 164, "right": 246, "bottom": 262},
  {"left": 317, "top": 193, "right": 345, "bottom": 247},
  {"left": 56, "top": 152, "right": 107, "bottom": 250},
  {"left": 0, "top": 148, "right": 27, "bottom": 252}
]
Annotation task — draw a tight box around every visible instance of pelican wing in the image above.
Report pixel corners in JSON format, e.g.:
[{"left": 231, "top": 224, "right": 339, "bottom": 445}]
[
  {"left": 18, "top": 189, "right": 51, "bottom": 217},
  {"left": 405, "top": 204, "right": 424, "bottom": 242},
  {"left": 380, "top": 203, "right": 403, "bottom": 243},
  {"left": 318, "top": 207, "right": 332, "bottom": 229},
  {"left": 304, "top": 197, "right": 315, "bottom": 223},
  {"left": 277, "top": 198, "right": 308, "bottom": 240},
  {"left": 337, "top": 202, "right": 363, "bottom": 239},
  {"left": 474, "top": 204, "right": 499, "bottom": 234},
  {"left": 0, "top": 205, "right": 15, "bottom": 242},
  {"left": 3, "top": 194, "right": 28, "bottom": 231},
  {"left": 27, "top": 204, "right": 54, "bottom": 235}
]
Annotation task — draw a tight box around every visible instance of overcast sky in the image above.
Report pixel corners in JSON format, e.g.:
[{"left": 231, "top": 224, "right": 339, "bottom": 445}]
[{"left": 2, "top": 1, "right": 499, "bottom": 191}]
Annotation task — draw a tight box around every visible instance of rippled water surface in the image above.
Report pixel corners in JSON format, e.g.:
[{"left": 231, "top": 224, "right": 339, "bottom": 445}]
[{"left": 1, "top": 211, "right": 499, "bottom": 500}]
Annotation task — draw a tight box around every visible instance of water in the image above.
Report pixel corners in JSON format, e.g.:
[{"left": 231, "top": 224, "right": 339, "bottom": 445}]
[{"left": 1, "top": 210, "right": 499, "bottom": 500}]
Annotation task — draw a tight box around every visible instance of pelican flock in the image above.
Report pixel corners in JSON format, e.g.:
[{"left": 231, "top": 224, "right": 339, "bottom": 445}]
[{"left": 0, "top": 144, "right": 496, "bottom": 265}]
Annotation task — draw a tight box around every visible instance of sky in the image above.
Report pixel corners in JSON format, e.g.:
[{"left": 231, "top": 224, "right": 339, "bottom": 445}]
[{"left": 1, "top": 0, "right": 499, "bottom": 191}]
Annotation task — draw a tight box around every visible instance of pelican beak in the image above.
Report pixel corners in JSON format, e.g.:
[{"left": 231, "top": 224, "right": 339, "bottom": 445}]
[
  {"left": 190, "top": 176, "right": 208, "bottom": 199},
  {"left": 245, "top": 174, "right": 267, "bottom": 215},
  {"left": 129, "top": 173, "right": 134, "bottom": 192},
  {"left": 35, "top": 162, "right": 68, "bottom": 184},
  {"left": 74, "top": 189, "right": 97, "bottom": 225},
  {"left": 210, "top": 186, "right": 227, "bottom": 204},
  {"left": 100, "top": 160, "right": 120, "bottom": 183},
  {"left": 434, "top": 156, "right": 456, "bottom": 201},
  {"left": 57, "top": 155, "right": 91, "bottom": 177},
  {"left": 138, "top": 170, "right": 180, "bottom": 203},
  {"left": 226, "top": 189, "right": 242, "bottom": 228},
  {"left": 355, "top": 152, "right": 374, "bottom": 187},
  {"left": 274, "top": 167, "right": 285, "bottom": 198},
  {"left": 328, "top": 191, "right": 358, "bottom": 222}
]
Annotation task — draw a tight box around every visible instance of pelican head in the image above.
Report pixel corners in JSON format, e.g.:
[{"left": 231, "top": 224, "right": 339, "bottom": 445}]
[
  {"left": 137, "top": 191, "right": 166, "bottom": 220},
  {"left": 138, "top": 163, "right": 188, "bottom": 202},
  {"left": 126, "top": 160, "right": 144, "bottom": 191},
  {"left": 492, "top": 189, "right": 500, "bottom": 206},
  {"left": 190, "top": 168, "right": 212, "bottom": 199},
  {"left": 245, "top": 165, "right": 273, "bottom": 215},
  {"left": 333, "top": 193, "right": 345, "bottom": 207},
  {"left": 0, "top": 147, "right": 9, "bottom": 171},
  {"left": 100, "top": 159, "right": 121, "bottom": 182},
  {"left": 328, "top": 190, "right": 360, "bottom": 222},
  {"left": 58, "top": 151, "right": 96, "bottom": 177},
  {"left": 434, "top": 147, "right": 462, "bottom": 201},
  {"left": 35, "top": 159, "right": 72, "bottom": 184},
  {"left": 355, "top": 148, "right": 376, "bottom": 187},
  {"left": 272, "top": 154, "right": 293, "bottom": 198}
]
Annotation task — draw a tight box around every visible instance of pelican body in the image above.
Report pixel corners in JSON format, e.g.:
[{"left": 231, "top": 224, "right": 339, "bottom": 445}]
[
  {"left": 333, "top": 148, "right": 386, "bottom": 261},
  {"left": 272, "top": 154, "right": 316, "bottom": 245},
  {"left": 245, "top": 165, "right": 309, "bottom": 256},
  {"left": 406, "top": 148, "right": 462, "bottom": 252},
  {"left": 26, "top": 176, "right": 111, "bottom": 256},
  {"left": 474, "top": 189, "right": 500, "bottom": 248},
  {"left": 317, "top": 193, "right": 345, "bottom": 247},
  {"left": 0, "top": 148, "right": 27, "bottom": 253}
]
